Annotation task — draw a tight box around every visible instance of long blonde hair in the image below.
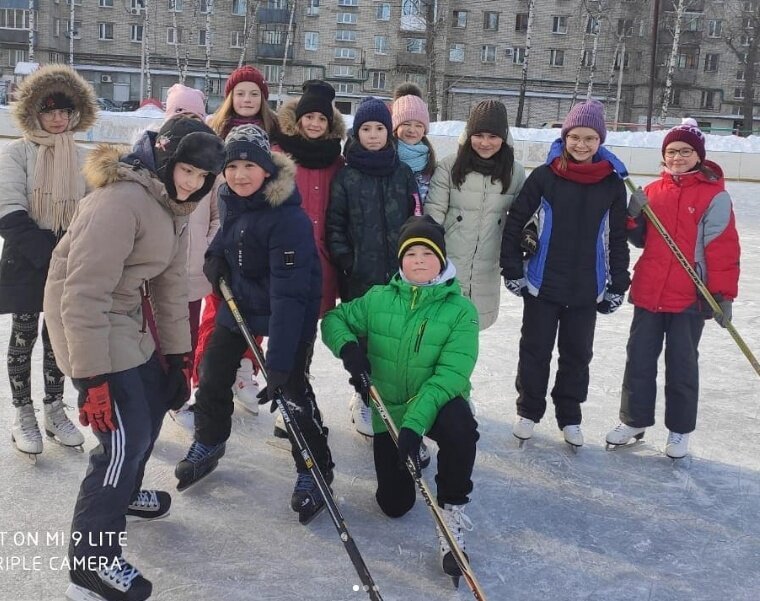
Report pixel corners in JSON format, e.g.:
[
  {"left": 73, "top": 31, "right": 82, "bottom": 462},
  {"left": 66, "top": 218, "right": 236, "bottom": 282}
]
[{"left": 208, "top": 92, "right": 280, "bottom": 139}]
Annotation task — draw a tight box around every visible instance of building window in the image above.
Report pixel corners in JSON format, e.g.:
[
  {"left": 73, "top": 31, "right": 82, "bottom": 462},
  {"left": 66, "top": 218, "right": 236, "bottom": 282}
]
[
  {"left": 338, "top": 0, "right": 358, "bottom": 5},
  {"left": 0, "top": 9, "right": 32, "bottom": 29},
  {"left": 513, "top": 47, "right": 526, "bottom": 64},
  {"left": 670, "top": 88, "right": 681, "bottom": 106},
  {"left": 262, "top": 29, "right": 285, "bottom": 44},
  {"left": 232, "top": 0, "right": 246, "bottom": 15},
  {"left": 67, "top": 20, "right": 82, "bottom": 39},
  {"left": 704, "top": 53, "right": 719, "bottom": 72},
  {"left": 370, "top": 71, "right": 386, "bottom": 90},
  {"left": 335, "top": 29, "right": 356, "bottom": 42},
  {"left": 337, "top": 12, "right": 357, "bottom": 24},
  {"left": 334, "top": 47, "right": 357, "bottom": 59},
  {"left": 98, "top": 22, "right": 114, "bottom": 40},
  {"left": 303, "top": 66, "right": 320, "bottom": 80},
  {"left": 586, "top": 16, "right": 599, "bottom": 35},
  {"left": 684, "top": 13, "right": 702, "bottom": 31},
  {"left": 481, "top": 44, "right": 496, "bottom": 63},
  {"left": 737, "top": 68, "right": 746, "bottom": 81},
  {"left": 54, "top": 18, "right": 61, "bottom": 37},
  {"left": 406, "top": 38, "right": 426, "bottom": 54},
  {"left": 266, "top": 0, "right": 287, "bottom": 8},
  {"left": 374, "top": 35, "right": 389, "bottom": 55},
  {"left": 335, "top": 83, "right": 355, "bottom": 94},
  {"left": 617, "top": 18, "right": 633, "bottom": 37},
  {"left": 449, "top": 43, "right": 464, "bottom": 62},
  {"left": 304, "top": 31, "right": 319, "bottom": 50},
  {"left": 676, "top": 52, "right": 698, "bottom": 69},
  {"left": 8, "top": 49, "right": 27, "bottom": 67},
  {"left": 734, "top": 87, "right": 744, "bottom": 100},
  {"left": 230, "top": 31, "right": 244, "bottom": 48},
  {"left": 130, "top": 24, "right": 143, "bottom": 42},
  {"left": 552, "top": 16, "right": 568, "bottom": 34},
  {"left": 99, "top": 0, "right": 114, "bottom": 7},
  {"left": 549, "top": 49, "right": 565, "bottom": 66},
  {"left": 515, "top": 13, "right": 528, "bottom": 32},
  {"left": 700, "top": 90, "right": 715, "bottom": 109},
  {"left": 614, "top": 51, "right": 629, "bottom": 70},
  {"left": 198, "top": 29, "right": 208, "bottom": 46},
  {"left": 375, "top": 3, "right": 390, "bottom": 21},
  {"left": 402, "top": 0, "right": 420, "bottom": 16},
  {"left": 49, "top": 51, "right": 62, "bottom": 62},
  {"left": 581, "top": 50, "right": 594, "bottom": 67},
  {"left": 707, "top": 20, "right": 722, "bottom": 38},
  {"left": 264, "top": 65, "right": 283, "bottom": 82},
  {"left": 306, "top": 0, "right": 319, "bottom": 16},
  {"left": 129, "top": 0, "right": 143, "bottom": 11},
  {"left": 169, "top": 0, "right": 183, "bottom": 11},
  {"left": 332, "top": 65, "right": 355, "bottom": 77},
  {"left": 452, "top": 10, "right": 467, "bottom": 28},
  {"left": 483, "top": 11, "right": 499, "bottom": 31},
  {"left": 199, "top": 0, "right": 212, "bottom": 13},
  {"left": 167, "top": 27, "right": 182, "bottom": 44}
]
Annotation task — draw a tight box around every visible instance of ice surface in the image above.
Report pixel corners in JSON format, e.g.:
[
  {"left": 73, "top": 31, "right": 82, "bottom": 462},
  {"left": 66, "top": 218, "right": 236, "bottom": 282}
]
[{"left": 0, "top": 182, "right": 759, "bottom": 601}]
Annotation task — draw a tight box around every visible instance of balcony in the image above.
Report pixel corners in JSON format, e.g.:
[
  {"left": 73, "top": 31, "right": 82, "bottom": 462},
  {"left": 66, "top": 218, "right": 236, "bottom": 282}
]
[
  {"left": 0, "top": 29, "right": 28, "bottom": 44},
  {"left": 256, "top": 43, "right": 293, "bottom": 59},
  {"left": 658, "top": 67, "right": 698, "bottom": 86},
  {"left": 396, "top": 53, "right": 427, "bottom": 71},
  {"left": 257, "top": 8, "right": 291, "bottom": 23}
]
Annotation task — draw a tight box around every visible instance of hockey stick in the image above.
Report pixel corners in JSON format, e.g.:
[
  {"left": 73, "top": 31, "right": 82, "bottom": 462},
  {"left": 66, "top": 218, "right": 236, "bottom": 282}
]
[
  {"left": 218, "top": 280, "right": 384, "bottom": 601},
  {"left": 625, "top": 178, "right": 760, "bottom": 378},
  {"left": 367, "top": 383, "right": 488, "bottom": 600}
]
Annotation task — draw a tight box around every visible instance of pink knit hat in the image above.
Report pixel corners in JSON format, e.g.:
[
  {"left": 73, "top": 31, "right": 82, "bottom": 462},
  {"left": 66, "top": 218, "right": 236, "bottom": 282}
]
[
  {"left": 392, "top": 94, "right": 430, "bottom": 134},
  {"left": 165, "top": 84, "right": 206, "bottom": 119},
  {"left": 662, "top": 118, "right": 706, "bottom": 162},
  {"left": 562, "top": 100, "right": 607, "bottom": 143}
]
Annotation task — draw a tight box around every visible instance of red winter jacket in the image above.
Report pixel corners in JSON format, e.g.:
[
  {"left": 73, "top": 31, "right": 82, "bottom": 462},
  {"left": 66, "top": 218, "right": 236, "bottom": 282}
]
[{"left": 629, "top": 161, "right": 740, "bottom": 313}]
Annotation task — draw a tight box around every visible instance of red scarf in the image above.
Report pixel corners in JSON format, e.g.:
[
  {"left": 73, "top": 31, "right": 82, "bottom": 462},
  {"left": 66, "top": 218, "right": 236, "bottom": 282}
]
[{"left": 550, "top": 157, "right": 614, "bottom": 184}]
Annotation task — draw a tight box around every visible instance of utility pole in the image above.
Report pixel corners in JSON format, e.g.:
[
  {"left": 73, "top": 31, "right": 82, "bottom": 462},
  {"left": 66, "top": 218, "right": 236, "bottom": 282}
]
[
  {"left": 276, "top": 0, "right": 296, "bottom": 110},
  {"left": 614, "top": 42, "right": 625, "bottom": 130},
  {"left": 69, "top": 0, "right": 75, "bottom": 66},
  {"left": 27, "top": 0, "right": 34, "bottom": 62},
  {"left": 646, "top": 0, "right": 661, "bottom": 131}
]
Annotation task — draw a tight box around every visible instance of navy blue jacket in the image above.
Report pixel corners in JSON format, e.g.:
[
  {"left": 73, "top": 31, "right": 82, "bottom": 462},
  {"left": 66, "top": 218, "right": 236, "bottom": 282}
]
[{"left": 207, "top": 153, "right": 321, "bottom": 373}]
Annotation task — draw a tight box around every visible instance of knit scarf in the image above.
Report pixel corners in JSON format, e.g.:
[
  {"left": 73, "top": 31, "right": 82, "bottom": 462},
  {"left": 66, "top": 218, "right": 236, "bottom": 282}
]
[
  {"left": 397, "top": 139, "right": 429, "bottom": 174},
  {"left": 26, "top": 130, "right": 84, "bottom": 234},
  {"left": 222, "top": 115, "right": 263, "bottom": 140},
  {"left": 550, "top": 157, "right": 613, "bottom": 184},
  {"left": 277, "top": 133, "right": 341, "bottom": 169},
  {"left": 471, "top": 154, "right": 497, "bottom": 176},
  {"left": 345, "top": 140, "right": 399, "bottom": 176}
]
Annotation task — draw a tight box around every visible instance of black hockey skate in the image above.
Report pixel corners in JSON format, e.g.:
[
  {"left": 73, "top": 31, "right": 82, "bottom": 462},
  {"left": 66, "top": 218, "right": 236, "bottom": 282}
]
[
  {"left": 126, "top": 490, "right": 172, "bottom": 522},
  {"left": 175, "top": 440, "right": 226, "bottom": 492},
  {"left": 66, "top": 556, "right": 151, "bottom": 601},
  {"left": 291, "top": 468, "right": 334, "bottom": 525}
]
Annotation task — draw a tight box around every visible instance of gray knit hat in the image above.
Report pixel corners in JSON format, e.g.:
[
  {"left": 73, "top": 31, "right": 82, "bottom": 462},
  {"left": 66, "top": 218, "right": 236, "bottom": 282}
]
[
  {"left": 562, "top": 100, "right": 607, "bottom": 143},
  {"left": 224, "top": 124, "right": 277, "bottom": 174},
  {"left": 466, "top": 100, "right": 509, "bottom": 139}
]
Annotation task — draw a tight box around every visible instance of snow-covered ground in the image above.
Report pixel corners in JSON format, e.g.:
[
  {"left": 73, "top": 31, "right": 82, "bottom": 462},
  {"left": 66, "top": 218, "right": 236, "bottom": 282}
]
[{"left": 1, "top": 181, "right": 760, "bottom": 601}]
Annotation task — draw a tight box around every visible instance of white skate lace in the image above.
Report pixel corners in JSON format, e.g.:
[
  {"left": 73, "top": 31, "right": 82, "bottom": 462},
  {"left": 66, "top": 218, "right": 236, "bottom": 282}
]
[
  {"left": 19, "top": 407, "right": 41, "bottom": 439},
  {"left": 440, "top": 505, "right": 473, "bottom": 553},
  {"left": 46, "top": 401, "right": 78, "bottom": 435},
  {"left": 129, "top": 490, "right": 159, "bottom": 510},
  {"left": 100, "top": 557, "right": 141, "bottom": 588},
  {"left": 668, "top": 432, "right": 684, "bottom": 445}
]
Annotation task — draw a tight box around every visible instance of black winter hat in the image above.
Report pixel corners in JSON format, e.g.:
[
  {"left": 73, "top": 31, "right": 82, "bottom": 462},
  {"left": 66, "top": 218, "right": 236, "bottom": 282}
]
[
  {"left": 466, "top": 100, "right": 509, "bottom": 140},
  {"left": 295, "top": 79, "right": 335, "bottom": 125},
  {"left": 154, "top": 115, "right": 225, "bottom": 202},
  {"left": 397, "top": 215, "right": 447, "bottom": 272},
  {"left": 40, "top": 92, "right": 75, "bottom": 113}
]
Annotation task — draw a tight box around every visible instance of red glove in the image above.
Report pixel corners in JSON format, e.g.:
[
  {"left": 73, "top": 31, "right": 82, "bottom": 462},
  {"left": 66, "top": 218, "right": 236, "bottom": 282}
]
[
  {"left": 72, "top": 375, "right": 116, "bottom": 433},
  {"left": 166, "top": 353, "right": 192, "bottom": 410}
]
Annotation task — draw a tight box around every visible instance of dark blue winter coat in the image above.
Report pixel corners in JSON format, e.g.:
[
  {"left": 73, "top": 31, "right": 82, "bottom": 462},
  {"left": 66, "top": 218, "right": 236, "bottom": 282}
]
[{"left": 207, "top": 152, "right": 321, "bottom": 373}]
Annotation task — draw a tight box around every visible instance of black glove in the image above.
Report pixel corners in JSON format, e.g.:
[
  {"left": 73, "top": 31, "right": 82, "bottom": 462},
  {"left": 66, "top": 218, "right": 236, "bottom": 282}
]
[
  {"left": 165, "top": 353, "right": 192, "bottom": 410},
  {"left": 203, "top": 254, "right": 230, "bottom": 296},
  {"left": 339, "top": 342, "right": 371, "bottom": 405},
  {"left": 520, "top": 223, "right": 539, "bottom": 257},
  {"left": 397, "top": 427, "right": 423, "bottom": 478},
  {"left": 628, "top": 187, "right": 648, "bottom": 218},
  {"left": 597, "top": 288, "right": 625, "bottom": 315}
]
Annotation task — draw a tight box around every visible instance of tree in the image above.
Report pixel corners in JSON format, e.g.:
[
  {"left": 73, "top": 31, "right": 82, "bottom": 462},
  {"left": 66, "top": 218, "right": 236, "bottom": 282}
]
[
  {"left": 724, "top": 2, "right": 760, "bottom": 136},
  {"left": 203, "top": 0, "right": 214, "bottom": 101},
  {"left": 238, "top": 0, "right": 261, "bottom": 67},
  {"left": 515, "top": 0, "right": 536, "bottom": 127},
  {"left": 423, "top": 0, "right": 447, "bottom": 120},
  {"left": 660, "top": 0, "right": 688, "bottom": 121}
]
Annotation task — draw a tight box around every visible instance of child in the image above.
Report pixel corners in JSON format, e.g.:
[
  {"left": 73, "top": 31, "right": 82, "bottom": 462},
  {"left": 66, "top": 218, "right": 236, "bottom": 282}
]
[
  {"left": 43, "top": 116, "right": 225, "bottom": 601},
  {"left": 500, "top": 100, "right": 630, "bottom": 450},
  {"left": 0, "top": 65, "right": 96, "bottom": 458},
  {"left": 321, "top": 215, "right": 479, "bottom": 581},
  {"left": 425, "top": 100, "right": 526, "bottom": 330},
  {"left": 326, "top": 96, "right": 418, "bottom": 436},
  {"left": 175, "top": 125, "right": 334, "bottom": 526},
  {"left": 198, "top": 65, "right": 280, "bottom": 412},
  {"left": 605, "top": 119, "right": 740, "bottom": 459},
  {"left": 391, "top": 83, "right": 436, "bottom": 205}
]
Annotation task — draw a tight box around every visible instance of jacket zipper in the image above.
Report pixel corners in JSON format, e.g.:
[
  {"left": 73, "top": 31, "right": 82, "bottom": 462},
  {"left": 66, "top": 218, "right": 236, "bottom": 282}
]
[
  {"left": 414, "top": 319, "right": 428, "bottom": 353},
  {"left": 238, "top": 227, "right": 245, "bottom": 268}
]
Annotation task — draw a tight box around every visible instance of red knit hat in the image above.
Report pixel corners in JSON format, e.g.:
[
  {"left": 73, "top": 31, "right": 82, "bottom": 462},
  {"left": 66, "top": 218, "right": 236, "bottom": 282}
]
[
  {"left": 224, "top": 65, "right": 269, "bottom": 100},
  {"left": 662, "top": 118, "right": 706, "bottom": 162}
]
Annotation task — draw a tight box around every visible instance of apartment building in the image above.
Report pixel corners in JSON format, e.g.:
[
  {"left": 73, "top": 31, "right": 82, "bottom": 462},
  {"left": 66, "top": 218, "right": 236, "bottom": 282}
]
[{"left": 0, "top": 0, "right": 756, "bottom": 131}]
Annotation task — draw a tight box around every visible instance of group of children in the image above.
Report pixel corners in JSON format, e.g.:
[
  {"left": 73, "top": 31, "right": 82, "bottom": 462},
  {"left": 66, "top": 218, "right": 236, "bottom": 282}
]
[{"left": 0, "top": 63, "right": 741, "bottom": 601}]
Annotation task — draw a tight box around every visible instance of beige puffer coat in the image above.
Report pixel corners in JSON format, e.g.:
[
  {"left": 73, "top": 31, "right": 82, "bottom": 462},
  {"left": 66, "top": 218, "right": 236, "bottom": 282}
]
[
  {"left": 44, "top": 145, "right": 191, "bottom": 378},
  {"left": 425, "top": 152, "right": 526, "bottom": 330},
  {"left": 187, "top": 181, "right": 220, "bottom": 302}
]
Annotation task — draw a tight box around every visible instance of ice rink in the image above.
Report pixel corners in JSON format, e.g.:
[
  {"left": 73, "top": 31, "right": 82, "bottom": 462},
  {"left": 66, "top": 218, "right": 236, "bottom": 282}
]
[{"left": 1, "top": 178, "right": 759, "bottom": 600}]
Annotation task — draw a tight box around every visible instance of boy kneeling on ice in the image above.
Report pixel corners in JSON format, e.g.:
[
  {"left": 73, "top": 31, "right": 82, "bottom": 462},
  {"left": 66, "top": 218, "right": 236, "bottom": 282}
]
[{"left": 321, "top": 215, "right": 479, "bottom": 580}]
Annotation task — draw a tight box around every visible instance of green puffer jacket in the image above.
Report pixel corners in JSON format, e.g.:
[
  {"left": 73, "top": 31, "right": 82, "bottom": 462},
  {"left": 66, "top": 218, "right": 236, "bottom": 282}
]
[{"left": 321, "top": 273, "right": 479, "bottom": 435}]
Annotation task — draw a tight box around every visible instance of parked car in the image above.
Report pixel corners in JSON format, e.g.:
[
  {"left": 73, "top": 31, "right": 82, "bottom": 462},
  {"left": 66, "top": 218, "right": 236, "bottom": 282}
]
[
  {"left": 119, "top": 100, "right": 140, "bottom": 112},
  {"left": 96, "top": 97, "right": 119, "bottom": 112}
]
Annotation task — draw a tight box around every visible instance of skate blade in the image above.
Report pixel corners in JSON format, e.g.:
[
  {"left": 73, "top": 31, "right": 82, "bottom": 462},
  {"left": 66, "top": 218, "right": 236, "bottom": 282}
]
[
  {"left": 565, "top": 442, "right": 581, "bottom": 453},
  {"left": 514, "top": 435, "right": 530, "bottom": 448},
  {"left": 176, "top": 462, "right": 219, "bottom": 493},
  {"left": 605, "top": 433, "right": 645, "bottom": 451},
  {"left": 65, "top": 582, "right": 152, "bottom": 601},
  {"left": 266, "top": 438, "right": 292, "bottom": 452},
  {"left": 45, "top": 431, "right": 84, "bottom": 452},
  {"left": 273, "top": 426, "right": 289, "bottom": 439},
  {"left": 126, "top": 510, "right": 171, "bottom": 523},
  {"left": 12, "top": 435, "right": 41, "bottom": 463},
  {"left": 451, "top": 575, "right": 460, "bottom": 589},
  {"left": 299, "top": 502, "right": 327, "bottom": 526}
]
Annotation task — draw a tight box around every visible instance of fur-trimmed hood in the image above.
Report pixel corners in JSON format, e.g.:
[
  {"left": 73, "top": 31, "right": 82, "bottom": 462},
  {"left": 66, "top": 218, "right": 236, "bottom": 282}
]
[
  {"left": 83, "top": 143, "right": 166, "bottom": 200},
  {"left": 255, "top": 151, "right": 298, "bottom": 207},
  {"left": 277, "top": 98, "right": 346, "bottom": 141},
  {"left": 11, "top": 65, "right": 98, "bottom": 136}
]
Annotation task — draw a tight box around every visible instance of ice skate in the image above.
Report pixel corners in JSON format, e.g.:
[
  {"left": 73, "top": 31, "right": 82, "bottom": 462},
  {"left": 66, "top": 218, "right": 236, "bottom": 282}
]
[
  {"left": 232, "top": 358, "right": 260, "bottom": 415},
  {"left": 43, "top": 399, "right": 85, "bottom": 452},
  {"left": 436, "top": 503, "right": 473, "bottom": 588},
  {"left": 419, "top": 440, "right": 431, "bottom": 470},
  {"left": 291, "top": 469, "right": 333, "bottom": 525},
  {"left": 169, "top": 403, "right": 195, "bottom": 431},
  {"left": 512, "top": 416, "right": 535, "bottom": 448},
  {"left": 66, "top": 555, "right": 151, "bottom": 601},
  {"left": 605, "top": 423, "right": 646, "bottom": 450},
  {"left": 11, "top": 404, "right": 42, "bottom": 463},
  {"left": 665, "top": 431, "right": 690, "bottom": 460},
  {"left": 273, "top": 411, "right": 288, "bottom": 439},
  {"left": 126, "top": 489, "right": 172, "bottom": 522},
  {"left": 349, "top": 392, "right": 373, "bottom": 437},
  {"left": 175, "top": 440, "right": 226, "bottom": 492},
  {"left": 562, "top": 424, "right": 584, "bottom": 452}
]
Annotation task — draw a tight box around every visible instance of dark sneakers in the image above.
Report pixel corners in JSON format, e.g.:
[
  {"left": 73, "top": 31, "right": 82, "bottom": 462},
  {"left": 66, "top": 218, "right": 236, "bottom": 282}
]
[{"left": 126, "top": 489, "right": 172, "bottom": 522}]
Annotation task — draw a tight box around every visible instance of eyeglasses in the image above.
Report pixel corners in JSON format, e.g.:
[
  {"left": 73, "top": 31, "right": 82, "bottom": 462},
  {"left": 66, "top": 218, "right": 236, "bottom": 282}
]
[
  {"left": 39, "top": 109, "right": 74, "bottom": 119},
  {"left": 566, "top": 134, "right": 600, "bottom": 146},
  {"left": 664, "top": 148, "right": 695, "bottom": 158}
]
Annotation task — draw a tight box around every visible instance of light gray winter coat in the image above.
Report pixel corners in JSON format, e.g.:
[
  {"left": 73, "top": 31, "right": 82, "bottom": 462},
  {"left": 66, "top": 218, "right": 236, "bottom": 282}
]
[{"left": 425, "top": 152, "right": 526, "bottom": 330}]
